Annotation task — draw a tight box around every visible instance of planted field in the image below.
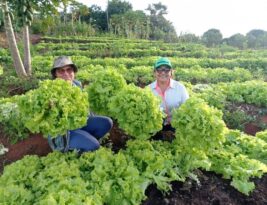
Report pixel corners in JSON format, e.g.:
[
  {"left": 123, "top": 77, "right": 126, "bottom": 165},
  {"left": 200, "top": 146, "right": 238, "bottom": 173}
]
[{"left": 0, "top": 36, "right": 267, "bottom": 204}]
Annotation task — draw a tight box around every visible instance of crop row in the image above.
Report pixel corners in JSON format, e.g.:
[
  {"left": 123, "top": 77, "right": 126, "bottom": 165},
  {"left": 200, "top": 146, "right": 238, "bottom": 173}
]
[
  {"left": 0, "top": 75, "right": 267, "bottom": 202},
  {"left": 38, "top": 36, "right": 267, "bottom": 58}
]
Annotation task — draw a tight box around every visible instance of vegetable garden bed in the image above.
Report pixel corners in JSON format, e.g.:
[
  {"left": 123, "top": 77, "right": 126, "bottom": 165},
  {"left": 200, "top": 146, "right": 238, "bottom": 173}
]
[
  {"left": 1, "top": 125, "right": 267, "bottom": 205},
  {"left": 1, "top": 35, "right": 267, "bottom": 204}
]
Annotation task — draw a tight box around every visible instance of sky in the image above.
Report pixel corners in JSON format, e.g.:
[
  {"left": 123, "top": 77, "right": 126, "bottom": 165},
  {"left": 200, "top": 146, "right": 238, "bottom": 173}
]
[{"left": 77, "top": 0, "right": 267, "bottom": 38}]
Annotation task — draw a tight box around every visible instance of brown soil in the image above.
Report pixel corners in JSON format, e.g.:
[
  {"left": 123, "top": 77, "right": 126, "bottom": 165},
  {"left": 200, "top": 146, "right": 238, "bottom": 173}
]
[
  {"left": 30, "top": 34, "right": 42, "bottom": 45},
  {"left": 226, "top": 102, "right": 267, "bottom": 136},
  {"left": 244, "top": 113, "right": 267, "bottom": 136},
  {"left": 0, "top": 32, "right": 42, "bottom": 48},
  {"left": 108, "top": 120, "right": 129, "bottom": 151},
  {"left": 143, "top": 172, "right": 267, "bottom": 205},
  {"left": 244, "top": 123, "right": 262, "bottom": 136},
  {"left": 0, "top": 132, "right": 52, "bottom": 173},
  {"left": 0, "top": 33, "right": 7, "bottom": 48},
  {"left": 0, "top": 124, "right": 267, "bottom": 204},
  {"left": 261, "top": 115, "right": 267, "bottom": 124}
]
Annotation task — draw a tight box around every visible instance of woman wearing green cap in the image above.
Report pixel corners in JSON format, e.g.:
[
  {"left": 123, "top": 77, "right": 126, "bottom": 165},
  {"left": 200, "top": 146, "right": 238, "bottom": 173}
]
[
  {"left": 148, "top": 57, "right": 189, "bottom": 139},
  {"left": 48, "top": 56, "right": 113, "bottom": 153}
]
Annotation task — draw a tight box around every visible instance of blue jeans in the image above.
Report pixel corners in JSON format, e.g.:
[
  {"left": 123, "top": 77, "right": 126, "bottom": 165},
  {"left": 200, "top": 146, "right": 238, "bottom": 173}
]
[
  {"left": 68, "top": 115, "right": 113, "bottom": 153},
  {"left": 48, "top": 115, "right": 113, "bottom": 152}
]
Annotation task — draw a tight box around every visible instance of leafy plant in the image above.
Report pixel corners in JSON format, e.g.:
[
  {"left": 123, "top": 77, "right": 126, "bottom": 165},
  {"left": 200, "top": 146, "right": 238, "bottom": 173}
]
[
  {"left": 208, "top": 150, "right": 267, "bottom": 195},
  {"left": 172, "top": 97, "right": 226, "bottom": 152},
  {"left": 225, "top": 81, "right": 267, "bottom": 107},
  {"left": 208, "top": 129, "right": 267, "bottom": 195},
  {"left": 195, "top": 85, "right": 227, "bottom": 110},
  {"left": 223, "top": 109, "right": 252, "bottom": 130},
  {"left": 85, "top": 69, "right": 127, "bottom": 116},
  {"left": 109, "top": 84, "right": 164, "bottom": 139},
  {"left": 123, "top": 66, "right": 154, "bottom": 86},
  {"left": 224, "top": 130, "right": 267, "bottom": 164},
  {"left": 256, "top": 130, "right": 267, "bottom": 143},
  {"left": 123, "top": 139, "right": 185, "bottom": 192},
  {"left": 17, "top": 79, "right": 89, "bottom": 138},
  {"left": 0, "top": 96, "right": 29, "bottom": 143}
]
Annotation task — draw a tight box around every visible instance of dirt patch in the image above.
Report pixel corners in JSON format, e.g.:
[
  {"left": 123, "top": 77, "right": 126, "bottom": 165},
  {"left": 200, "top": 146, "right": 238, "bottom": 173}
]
[
  {"left": 0, "top": 32, "right": 8, "bottom": 48},
  {"left": 243, "top": 114, "right": 267, "bottom": 136},
  {"left": 225, "top": 102, "right": 267, "bottom": 135},
  {"left": 143, "top": 171, "right": 267, "bottom": 205},
  {"left": 0, "top": 132, "right": 52, "bottom": 173},
  {"left": 108, "top": 121, "right": 129, "bottom": 151},
  {"left": 0, "top": 32, "right": 42, "bottom": 48},
  {"left": 244, "top": 123, "right": 262, "bottom": 136},
  {"left": 260, "top": 115, "right": 267, "bottom": 124},
  {"left": 30, "top": 34, "right": 42, "bottom": 45}
]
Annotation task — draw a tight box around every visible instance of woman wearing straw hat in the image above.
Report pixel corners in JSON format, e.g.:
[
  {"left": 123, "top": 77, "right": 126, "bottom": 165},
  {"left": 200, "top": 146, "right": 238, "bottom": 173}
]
[{"left": 48, "top": 56, "right": 113, "bottom": 153}]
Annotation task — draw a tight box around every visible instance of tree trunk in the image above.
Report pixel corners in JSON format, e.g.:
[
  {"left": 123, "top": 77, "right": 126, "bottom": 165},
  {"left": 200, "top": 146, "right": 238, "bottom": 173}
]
[
  {"left": 63, "top": 6, "right": 67, "bottom": 24},
  {"left": 1, "top": 0, "right": 27, "bottom": 78},
  {"left": 22, "top": 25, "right": 31, "bottom": 75}
]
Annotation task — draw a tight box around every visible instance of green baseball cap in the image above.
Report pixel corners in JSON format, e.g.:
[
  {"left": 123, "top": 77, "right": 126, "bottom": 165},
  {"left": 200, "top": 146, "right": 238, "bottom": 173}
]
[{"left": 154, "top": 57, "right": 172, "bottom": 69}]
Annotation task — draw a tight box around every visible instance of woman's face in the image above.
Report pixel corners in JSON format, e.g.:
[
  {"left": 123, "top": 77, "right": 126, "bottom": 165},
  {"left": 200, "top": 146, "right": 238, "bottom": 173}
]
[
  {"left": 154, "top": 66, "right": 172, "bottom": 83},
  {"left": 55, "top": 65, "right": 75, "bottom": 82}
]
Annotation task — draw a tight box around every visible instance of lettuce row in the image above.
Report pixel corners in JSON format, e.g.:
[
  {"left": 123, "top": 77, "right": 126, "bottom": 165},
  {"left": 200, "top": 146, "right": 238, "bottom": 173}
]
[
  {"left": 208, "top": 150, "right": 267, "bottom": 195},
  {"left": 1, "top": 132, "right": 267, "bottom": 203},
  {"left": 256, "top": 130, "right": 267, "bottom": 143}
]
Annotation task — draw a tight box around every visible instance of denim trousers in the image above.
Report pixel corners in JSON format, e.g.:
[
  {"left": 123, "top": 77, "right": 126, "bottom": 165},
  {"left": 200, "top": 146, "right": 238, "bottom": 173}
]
[{"left": 68, "top": 115, "right": 113, "bottom": 152}]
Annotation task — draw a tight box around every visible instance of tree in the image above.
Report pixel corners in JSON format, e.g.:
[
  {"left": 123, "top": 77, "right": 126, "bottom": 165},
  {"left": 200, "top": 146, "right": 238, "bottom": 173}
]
[
  {"left": 224, "top": 33, "right": 247, "bottom": 49},
  {"left": 15, "top": 0, "right": 36, "bottom": 75},
  {"left": 87, "top": 5, "right": 107, "bottom": 31},
  {"left": 1, "top": 0, "right": 27, "bottom": 78},
  {"left": 146, "top": 2, "right": 167, "bottom": 16},
  {"left": 246, "top": 29, "right": 267, "bottom": 49},
  {"left": 202, "top": 29, "right": 223, "bottom": 47},
  {"left": 107, "top": 0, "right": 132, "bottom": 18},
  {"left": 178, "top": 32, "right": 201, "bottom": 43},
  {"left": 146, "top": 3, "right": 177, "bottom": 41},
  {"left": 69, "top": 1, "right": 89, "bottom": 24},
  {"left": 0, "top": 0, "right": 69, "bottom": 78},
  {"left": 109, "top": 10, "right": 149, "bottom": 39}
]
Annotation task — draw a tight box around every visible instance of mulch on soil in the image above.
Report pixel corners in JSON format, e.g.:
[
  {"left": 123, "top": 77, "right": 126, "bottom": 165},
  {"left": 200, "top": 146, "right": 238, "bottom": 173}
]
[{"left": 0, "top": 124, "right": 267, "bottom": 205}]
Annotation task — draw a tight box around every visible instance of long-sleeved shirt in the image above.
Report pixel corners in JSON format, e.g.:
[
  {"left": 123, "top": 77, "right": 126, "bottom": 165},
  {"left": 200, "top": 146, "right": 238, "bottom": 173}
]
[{"left": 148, "top": 79, "right": 189, "bottom": 124}]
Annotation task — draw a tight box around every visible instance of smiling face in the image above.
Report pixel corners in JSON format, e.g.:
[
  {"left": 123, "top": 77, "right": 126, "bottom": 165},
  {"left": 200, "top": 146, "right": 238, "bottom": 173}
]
[
  {"left": 154, "top": 65, "right": 173, "bottom": 83},
  {"left": 55, "top": 65, "right": 75, "bottom": 82}
]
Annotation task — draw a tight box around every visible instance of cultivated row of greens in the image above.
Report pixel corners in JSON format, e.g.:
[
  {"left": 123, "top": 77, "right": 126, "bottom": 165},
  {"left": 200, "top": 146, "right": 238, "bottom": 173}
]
[
  {"left": 1, "top": 35, "right": 267, "bottom": 204},
  {"left": 1, "top": 70, "right": 267, "bottom": 204}
]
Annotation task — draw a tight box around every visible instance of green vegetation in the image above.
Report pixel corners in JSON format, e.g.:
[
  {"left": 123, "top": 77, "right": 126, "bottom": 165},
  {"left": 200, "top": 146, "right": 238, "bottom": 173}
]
[
  {"left": 0, "top": 96, "right": 29, "bottom": 143},
  {"left": 109, "top": 84, "right": 164, "bottom": 139},
  {"left": 1, "top": 5, "right": 267, "bottom": 201},
  {"left": 85, "top": 69, "right": 127, "bottom": 116},
  {"left": 172, "top": 97, "right": 226, "bottom": 152},
  {"left": 17, "top": 79, "right": 89, "bottom": 138}
]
